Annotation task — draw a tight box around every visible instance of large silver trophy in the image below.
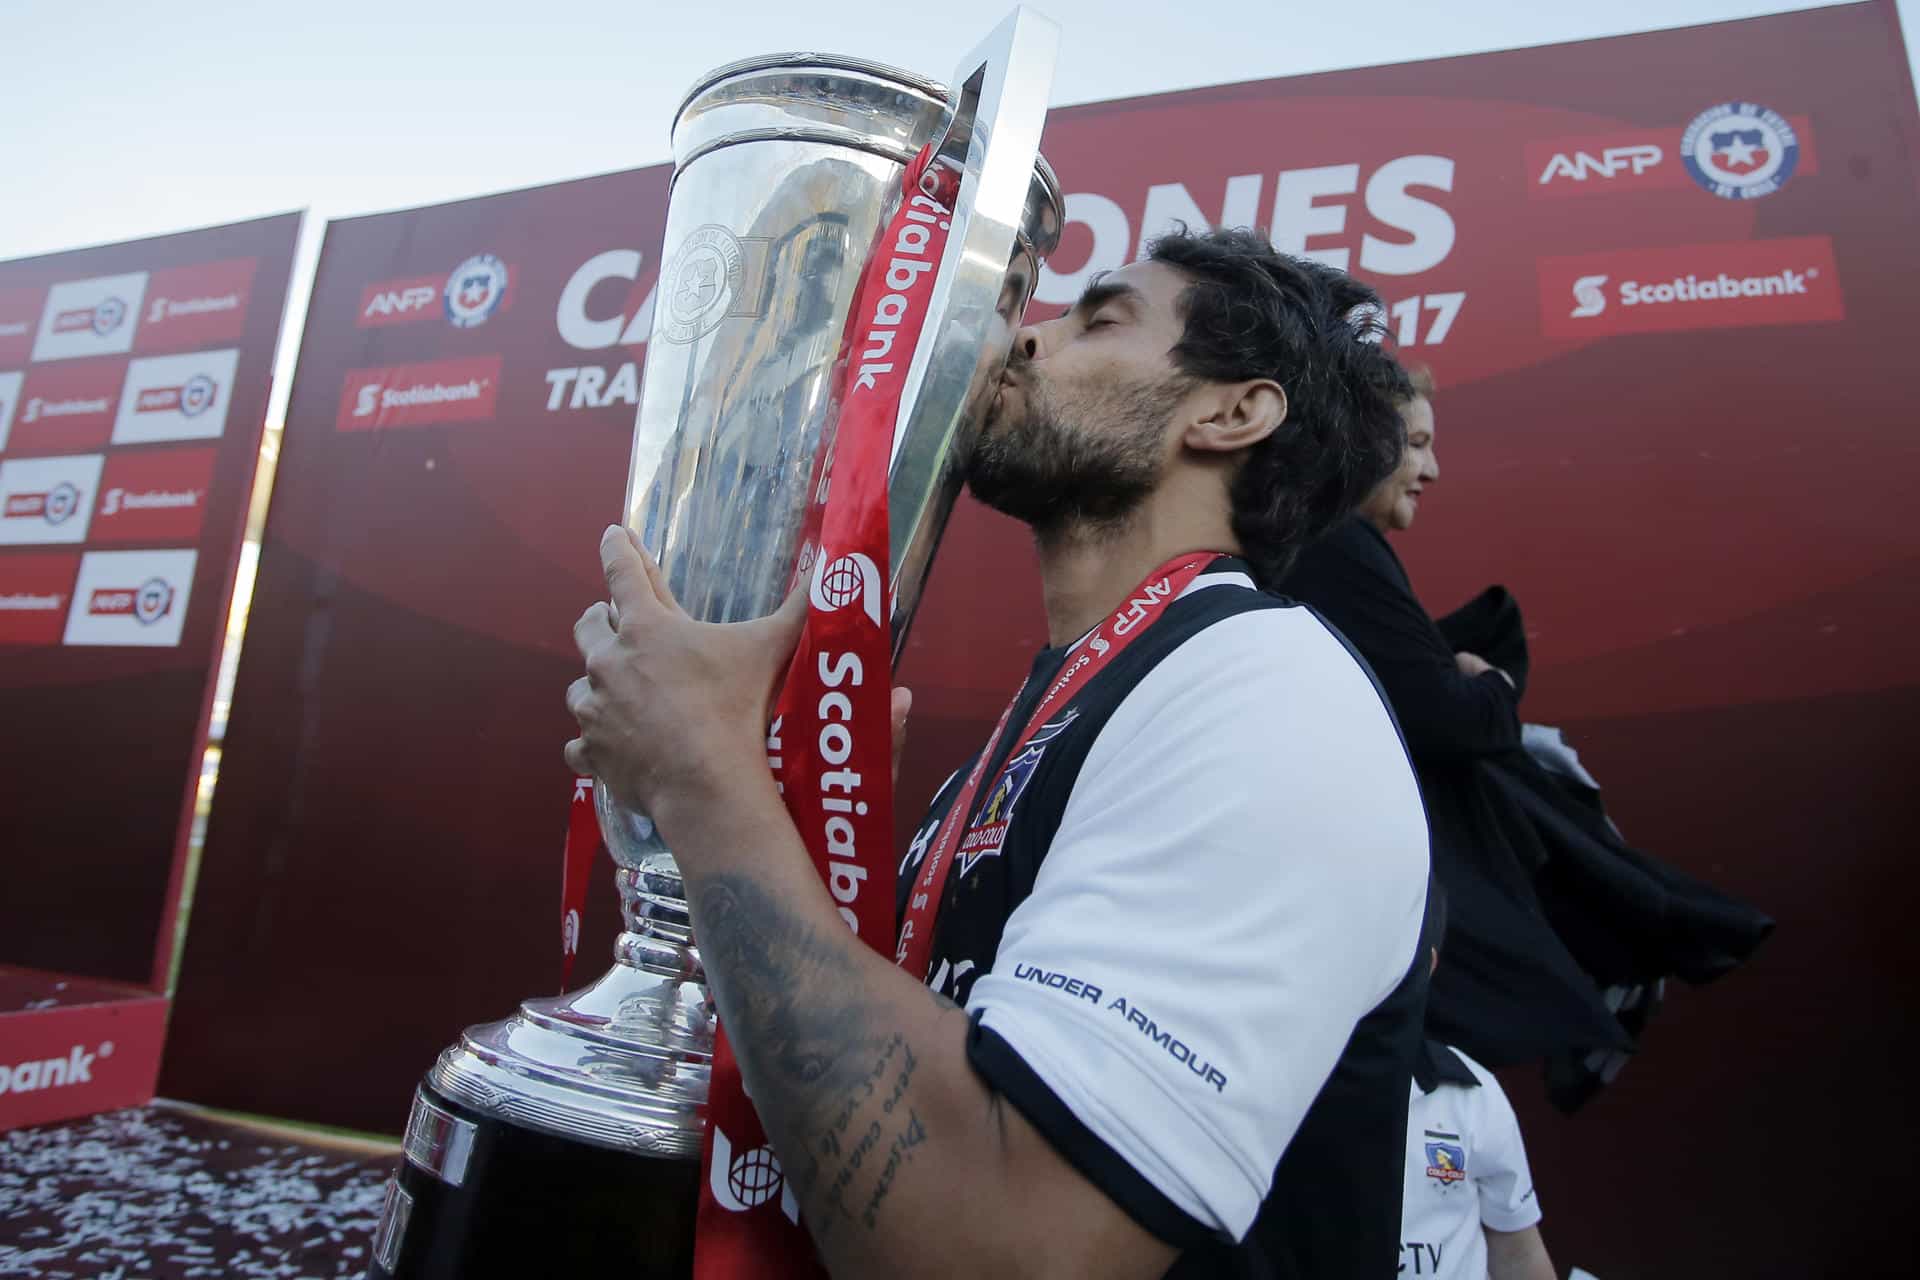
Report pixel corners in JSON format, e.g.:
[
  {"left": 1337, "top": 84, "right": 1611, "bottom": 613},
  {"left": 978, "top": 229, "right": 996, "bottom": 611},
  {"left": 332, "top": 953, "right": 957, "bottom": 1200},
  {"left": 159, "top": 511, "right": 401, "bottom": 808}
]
[{"left": 370, "top": 12, "right": 1062, "bottom": 1277}]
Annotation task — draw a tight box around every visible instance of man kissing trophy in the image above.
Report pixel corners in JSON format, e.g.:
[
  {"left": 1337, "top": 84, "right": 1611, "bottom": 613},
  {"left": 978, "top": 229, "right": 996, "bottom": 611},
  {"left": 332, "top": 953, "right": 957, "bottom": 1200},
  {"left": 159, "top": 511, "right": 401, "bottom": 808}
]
[{"left": 368, "top": 10, "right": 1063, "bottom": 1277}]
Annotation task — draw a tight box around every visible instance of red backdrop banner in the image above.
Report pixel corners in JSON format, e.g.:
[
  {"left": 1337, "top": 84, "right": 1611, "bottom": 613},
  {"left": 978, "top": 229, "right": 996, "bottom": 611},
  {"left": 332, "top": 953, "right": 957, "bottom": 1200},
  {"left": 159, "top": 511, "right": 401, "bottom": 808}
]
[
  {"left": 163, "top": 167, "right": 672, "bottom": 1127},
  {"left": 164, "top": 4, "right": 1919, "bottom": 1274},
  {"left": 0, "top": 212, "right": 300, "bottom": 991}
]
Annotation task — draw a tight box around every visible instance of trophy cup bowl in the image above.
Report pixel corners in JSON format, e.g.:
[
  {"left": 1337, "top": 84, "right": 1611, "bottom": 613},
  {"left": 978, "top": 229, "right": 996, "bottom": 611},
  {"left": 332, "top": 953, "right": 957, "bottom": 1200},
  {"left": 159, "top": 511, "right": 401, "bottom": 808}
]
[{"left": 369, "top": 13, "right": 1062, "bottom": 1278}]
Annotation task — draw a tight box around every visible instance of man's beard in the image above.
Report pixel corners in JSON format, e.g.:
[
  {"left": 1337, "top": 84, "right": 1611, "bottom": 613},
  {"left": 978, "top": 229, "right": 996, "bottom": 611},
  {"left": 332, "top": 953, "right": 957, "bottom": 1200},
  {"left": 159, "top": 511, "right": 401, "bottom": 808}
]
[{"left": 965, "top": 360, "right": 1189, "bottom": 537}]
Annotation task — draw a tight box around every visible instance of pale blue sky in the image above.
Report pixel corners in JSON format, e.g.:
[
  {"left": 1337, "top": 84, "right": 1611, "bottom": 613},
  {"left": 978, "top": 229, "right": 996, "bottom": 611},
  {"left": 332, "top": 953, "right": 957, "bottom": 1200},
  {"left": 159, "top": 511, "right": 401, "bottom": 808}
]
[{"left": 2, "top": 0, "right": 1913, "bottom": 422}]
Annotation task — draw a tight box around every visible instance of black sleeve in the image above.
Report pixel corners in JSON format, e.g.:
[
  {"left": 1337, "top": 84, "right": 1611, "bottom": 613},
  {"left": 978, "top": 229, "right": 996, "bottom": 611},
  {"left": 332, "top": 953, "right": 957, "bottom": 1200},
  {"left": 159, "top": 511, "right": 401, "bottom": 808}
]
[
  {"left": 1284, "top": 521, "right": 1520, "bottom": 760},
  {"left": 964, "top": 1016, "right": 1217, "bottom": 1250}
]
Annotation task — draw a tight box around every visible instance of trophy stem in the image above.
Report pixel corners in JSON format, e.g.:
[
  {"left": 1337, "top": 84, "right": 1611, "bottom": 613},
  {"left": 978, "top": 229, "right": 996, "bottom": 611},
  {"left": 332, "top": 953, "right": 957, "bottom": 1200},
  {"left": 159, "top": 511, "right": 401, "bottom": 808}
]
[{"left": 615, "top": 861, "right": 706, "bottom": 984}]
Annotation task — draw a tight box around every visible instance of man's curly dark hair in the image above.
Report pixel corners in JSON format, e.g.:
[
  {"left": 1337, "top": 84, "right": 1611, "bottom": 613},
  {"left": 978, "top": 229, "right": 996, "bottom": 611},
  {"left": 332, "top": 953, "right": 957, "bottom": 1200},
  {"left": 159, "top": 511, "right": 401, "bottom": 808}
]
[{"left": 1146, "top": 227, "right": 1411, "bottom": 583}]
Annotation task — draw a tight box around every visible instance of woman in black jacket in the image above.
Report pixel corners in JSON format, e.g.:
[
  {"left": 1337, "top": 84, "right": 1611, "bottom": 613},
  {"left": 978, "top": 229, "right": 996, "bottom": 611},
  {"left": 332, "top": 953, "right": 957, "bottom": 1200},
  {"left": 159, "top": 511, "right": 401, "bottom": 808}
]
[
  {"left": 1283, "top": 372, "right": 1641, "bottom": 1087},
  {"left": 1286, "top": 373, "right": 1770, "bottom": 1107}
]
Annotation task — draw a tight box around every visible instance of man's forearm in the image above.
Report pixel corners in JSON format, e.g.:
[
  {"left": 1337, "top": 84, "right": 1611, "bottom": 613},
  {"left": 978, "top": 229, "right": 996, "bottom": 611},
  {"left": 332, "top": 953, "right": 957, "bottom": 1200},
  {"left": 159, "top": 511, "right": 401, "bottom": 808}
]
[
  {"left": 1484, "top": 1224, "right": 1555, "bottom": 1280},
  {"left": 659, "top": 777, "right": 1001, "bottom": 1276},
  {"left": 691, "top": 866, "right": 968, "bottom": 1244}
]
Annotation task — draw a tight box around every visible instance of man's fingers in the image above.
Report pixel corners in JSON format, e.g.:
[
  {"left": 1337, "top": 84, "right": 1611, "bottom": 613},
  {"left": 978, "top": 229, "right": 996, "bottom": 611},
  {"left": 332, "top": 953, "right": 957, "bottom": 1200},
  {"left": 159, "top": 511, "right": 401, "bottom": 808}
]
[
  {"left": 747, "top": 583, "right": 811, "bottom": 705},
  {"left": 565, "top": 676, "right": 593, "bottom": 723},
  {"left": 563, "top": 737, "right": 595, "bottom": 776},
  {"left": 767, "top": 580, "right": 809, "bottom": 654},
  {"left": 600, "top": 525, "right": 653, "bottom": 617},
  {"left": 573, "top": 601, "right": 615, "bottom": 659},
  {"left": 628, "top": 528, "right": 688, "bottom": 618}
]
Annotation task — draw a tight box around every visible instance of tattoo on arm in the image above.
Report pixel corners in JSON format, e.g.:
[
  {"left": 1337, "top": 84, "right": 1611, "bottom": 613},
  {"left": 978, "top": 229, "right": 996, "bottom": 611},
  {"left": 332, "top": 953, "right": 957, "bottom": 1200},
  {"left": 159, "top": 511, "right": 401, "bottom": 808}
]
[{"left": 690, "top": 873, "right": 960, "bottom": 1243}]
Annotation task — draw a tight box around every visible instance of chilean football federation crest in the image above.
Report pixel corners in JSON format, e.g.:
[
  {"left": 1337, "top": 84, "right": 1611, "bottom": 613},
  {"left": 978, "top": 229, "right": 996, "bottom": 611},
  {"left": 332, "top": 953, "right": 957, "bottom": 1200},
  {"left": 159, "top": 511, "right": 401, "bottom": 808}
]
[
  {"left": 444, "top": 253, "right": 510, "bottom": 328},
  {"left": 1680, "top": 102, "right": 1799, "bottom": 200},
  {"left": 91, "top": 296, "right": 128, "bottom": 337},
  {"left": 955, "top": 708, "right": 1080, "bottom": 879},
  {"left": 178, "top": 374, "right": 218, "bottom": 417},
  {"left": 1424, "top": 1140, "right": 1468, "bottom": 1186},
  {"left": 660, "top": 224, "right": 746, "bottom": 344}
]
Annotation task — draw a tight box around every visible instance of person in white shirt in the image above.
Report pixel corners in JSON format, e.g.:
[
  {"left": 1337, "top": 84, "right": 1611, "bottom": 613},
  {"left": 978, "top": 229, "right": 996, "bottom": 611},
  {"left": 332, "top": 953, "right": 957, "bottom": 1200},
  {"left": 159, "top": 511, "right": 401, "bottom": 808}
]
[{"left": 1402, "top": 908, "right": 1557, "bottom": 1280}]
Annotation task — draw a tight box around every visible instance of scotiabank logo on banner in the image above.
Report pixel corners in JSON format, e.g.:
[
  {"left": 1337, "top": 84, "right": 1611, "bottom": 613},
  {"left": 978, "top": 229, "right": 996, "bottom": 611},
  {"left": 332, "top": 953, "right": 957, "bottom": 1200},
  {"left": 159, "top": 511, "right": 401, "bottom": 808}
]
[
  {"left": 64, "top": 548, "right": 196, "bottom": 647},
  {"left": 0, "top": 454, "right": 105, "bottom": 545},
  {"left": 33, "top": 272, "right": 148, "bottom": 361},
  {"left": 93, "top": 446, "right": 215, "bottom": 543},
  {"left": 0, "top": 551, "right": 79, "bottom": 645},
  {"left": 1540, "top": 236, "right": 1843, "bottom": 339},
  {"left": 112, "top": 349, "right": 240, "bottom": 445},
  {"left": 338, "top": 355, "right": 503, "bottom": 431},
  {"left": 136, "top": 258, "right": 256, "bottom": 350},
  {"left": 6, "top": 361, "right": 123, "bottom": 454}
]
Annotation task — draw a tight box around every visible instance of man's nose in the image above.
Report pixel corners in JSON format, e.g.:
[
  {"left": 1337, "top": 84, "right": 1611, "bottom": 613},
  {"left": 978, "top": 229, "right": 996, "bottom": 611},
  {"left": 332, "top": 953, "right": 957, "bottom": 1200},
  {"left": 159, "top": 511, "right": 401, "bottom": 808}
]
[{"left": 1011, "top": 323, "right": 1043, "bottom": 361}]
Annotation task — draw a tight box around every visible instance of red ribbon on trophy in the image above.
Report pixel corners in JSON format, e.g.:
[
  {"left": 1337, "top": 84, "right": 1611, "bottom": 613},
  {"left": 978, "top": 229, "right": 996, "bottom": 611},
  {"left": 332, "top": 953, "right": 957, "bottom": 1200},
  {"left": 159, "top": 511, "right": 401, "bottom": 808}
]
[
  {"left": 691, "top": 146, "right": 959, "bottom": 1279},
  {"left": 558, "top": 775, "right": 601, "bottom": 993}
]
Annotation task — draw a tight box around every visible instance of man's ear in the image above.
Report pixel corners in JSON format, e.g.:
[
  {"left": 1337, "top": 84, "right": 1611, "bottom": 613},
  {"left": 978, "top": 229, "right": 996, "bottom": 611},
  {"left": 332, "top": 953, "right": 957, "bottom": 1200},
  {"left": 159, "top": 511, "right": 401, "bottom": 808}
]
[{"left": 1184, "top": 379, "right": 1287, "bottom": 455}]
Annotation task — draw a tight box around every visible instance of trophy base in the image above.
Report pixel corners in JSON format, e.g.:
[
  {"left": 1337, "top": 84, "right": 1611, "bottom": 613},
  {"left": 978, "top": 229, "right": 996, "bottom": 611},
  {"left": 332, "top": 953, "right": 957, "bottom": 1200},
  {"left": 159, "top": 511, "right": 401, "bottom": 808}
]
[
  {"left": 367, "top": 937, "right": 713, "bottom": 1278},
  {"left": 368, "top": 1082, "right": 700, "bottom": 1279}
]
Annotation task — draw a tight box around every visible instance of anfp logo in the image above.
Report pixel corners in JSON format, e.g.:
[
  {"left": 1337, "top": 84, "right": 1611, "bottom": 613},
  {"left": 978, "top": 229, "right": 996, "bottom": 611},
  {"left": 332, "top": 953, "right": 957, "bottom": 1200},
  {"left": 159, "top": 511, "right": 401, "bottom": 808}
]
[
  {"left": 90, "top": 578, "right": 174, "bottom": 624},
  {"left": 1538, "top": 144, "right": 1662, "bottom": 184},
  {"left": 6, "top": 483, "right": 82, "bottom": 525},
  {"left": 810, "top": 551, "right": 883, "bottom": 627}
]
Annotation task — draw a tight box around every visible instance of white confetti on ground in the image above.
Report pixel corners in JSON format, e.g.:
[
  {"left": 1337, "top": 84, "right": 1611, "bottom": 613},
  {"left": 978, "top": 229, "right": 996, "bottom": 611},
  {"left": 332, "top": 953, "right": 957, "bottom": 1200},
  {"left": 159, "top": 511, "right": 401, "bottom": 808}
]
[{"left": 0, "top": 1105, "right": 392, "bottom": 1279}]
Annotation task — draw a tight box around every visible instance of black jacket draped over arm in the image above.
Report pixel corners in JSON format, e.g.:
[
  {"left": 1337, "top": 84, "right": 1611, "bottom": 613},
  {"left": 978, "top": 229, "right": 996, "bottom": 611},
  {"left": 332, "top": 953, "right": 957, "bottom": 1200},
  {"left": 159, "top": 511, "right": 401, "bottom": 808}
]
[{"left": 1284, "top": 518, "right": 1770, "bottom": 1109}]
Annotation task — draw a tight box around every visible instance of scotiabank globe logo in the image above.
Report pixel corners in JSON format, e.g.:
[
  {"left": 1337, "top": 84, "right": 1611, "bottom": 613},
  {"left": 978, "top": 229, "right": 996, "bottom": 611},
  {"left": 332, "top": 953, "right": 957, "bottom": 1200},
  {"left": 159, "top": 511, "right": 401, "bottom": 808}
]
[
  {"left": 1681, "top": 102, "right": 1799, "bottom": 200},
  {"left": 810, "top": 551, "right": 882, "bottom": 626},
  {"left": 708, "top": 1125, "right": 794, "bottom": 1217}
]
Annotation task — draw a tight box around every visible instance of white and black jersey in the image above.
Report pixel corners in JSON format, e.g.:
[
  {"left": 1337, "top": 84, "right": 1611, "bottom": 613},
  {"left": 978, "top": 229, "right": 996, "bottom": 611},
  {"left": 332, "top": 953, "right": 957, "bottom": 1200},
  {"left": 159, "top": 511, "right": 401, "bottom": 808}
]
[
  {"left": 1400, "top": 1042, "right": 1542, "bottom": 1279},
  {"left": 899, "top": 558, "right": 1433, "bottom": 1278}
]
